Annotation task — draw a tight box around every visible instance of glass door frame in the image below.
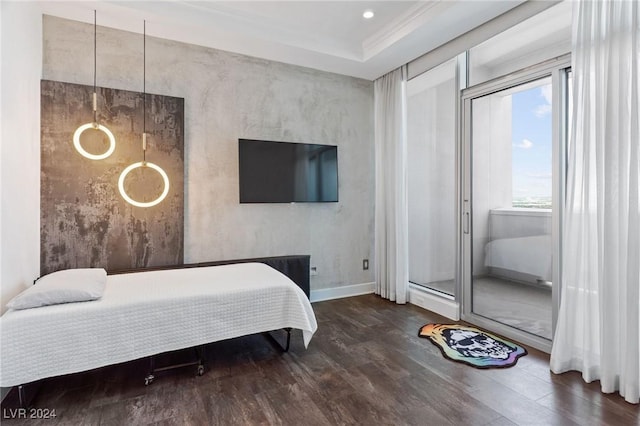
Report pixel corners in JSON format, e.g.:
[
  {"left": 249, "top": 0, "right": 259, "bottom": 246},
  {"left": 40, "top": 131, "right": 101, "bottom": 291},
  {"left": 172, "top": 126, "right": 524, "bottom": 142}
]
[{"left": 460, "top": 55, "right": 571, "bottom": 353}]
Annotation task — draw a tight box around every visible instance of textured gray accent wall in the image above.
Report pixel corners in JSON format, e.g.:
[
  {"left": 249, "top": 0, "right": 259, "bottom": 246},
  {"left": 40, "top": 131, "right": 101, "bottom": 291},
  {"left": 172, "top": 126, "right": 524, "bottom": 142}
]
[
  {"left": 42, "top": 15, "right": 374, "bottom": 291},
  {"left": 40, "top": 80, "right": 184, "bottom": 275}
]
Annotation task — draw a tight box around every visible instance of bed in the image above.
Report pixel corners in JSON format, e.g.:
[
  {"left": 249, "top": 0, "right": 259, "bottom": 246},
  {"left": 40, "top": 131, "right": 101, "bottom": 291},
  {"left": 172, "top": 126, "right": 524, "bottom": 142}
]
[
  {"left": 484, "top": 234, "right": 552, "bottom": 282},
  {"left": 0, "top": 262, "right": 317, "bottom": 389}
]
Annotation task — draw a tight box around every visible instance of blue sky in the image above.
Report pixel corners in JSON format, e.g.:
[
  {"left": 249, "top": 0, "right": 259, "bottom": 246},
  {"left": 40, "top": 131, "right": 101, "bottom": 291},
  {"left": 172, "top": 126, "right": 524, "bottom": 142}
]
[{"left": 511, "top": 83, "right": 552, "bottom": 199}]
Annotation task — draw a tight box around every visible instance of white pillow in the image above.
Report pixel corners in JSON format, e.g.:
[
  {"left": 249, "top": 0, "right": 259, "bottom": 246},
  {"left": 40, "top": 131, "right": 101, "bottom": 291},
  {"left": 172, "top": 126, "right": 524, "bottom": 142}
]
[{"left": 6, "top": 268, "right": 107, "bottom": 310}]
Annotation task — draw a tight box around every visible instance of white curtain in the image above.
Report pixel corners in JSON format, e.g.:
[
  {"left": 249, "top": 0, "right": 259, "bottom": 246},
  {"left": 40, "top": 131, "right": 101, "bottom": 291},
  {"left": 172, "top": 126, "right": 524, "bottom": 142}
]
[
  {"left": 550, "top": 0, "right": 640, "bottom": 404},
  {"left": 374, "top": 67, "right": 408, "bottom": 304}
]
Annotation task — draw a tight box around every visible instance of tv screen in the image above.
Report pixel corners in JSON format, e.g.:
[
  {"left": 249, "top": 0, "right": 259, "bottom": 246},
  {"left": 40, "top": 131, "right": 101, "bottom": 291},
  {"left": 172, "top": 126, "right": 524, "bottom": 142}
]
[{"left": 239, "top": 139, "right": 338, "bottom": 203}]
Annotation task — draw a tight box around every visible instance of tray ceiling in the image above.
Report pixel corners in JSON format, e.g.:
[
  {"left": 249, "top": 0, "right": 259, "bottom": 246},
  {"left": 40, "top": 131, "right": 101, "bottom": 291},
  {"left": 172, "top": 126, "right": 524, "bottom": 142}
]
[{"left": 41, "top": 1, "right": 525, "bottom": 80}]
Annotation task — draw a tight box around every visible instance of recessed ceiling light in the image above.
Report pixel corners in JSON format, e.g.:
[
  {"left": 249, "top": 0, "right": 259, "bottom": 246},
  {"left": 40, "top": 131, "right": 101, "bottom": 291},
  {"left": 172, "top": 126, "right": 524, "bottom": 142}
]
[{"left": 363, "top": 10, "right": 374, "bottom": 19}]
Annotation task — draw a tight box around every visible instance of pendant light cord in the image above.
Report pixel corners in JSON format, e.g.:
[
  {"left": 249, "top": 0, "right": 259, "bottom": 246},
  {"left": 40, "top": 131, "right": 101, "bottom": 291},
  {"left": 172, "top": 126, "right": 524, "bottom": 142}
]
[
  {"left": 143, "top": 19, "right": 147, "bottom": 163},
  {"left": 93, "top": 9, "right": 97, "bottom": 124}
]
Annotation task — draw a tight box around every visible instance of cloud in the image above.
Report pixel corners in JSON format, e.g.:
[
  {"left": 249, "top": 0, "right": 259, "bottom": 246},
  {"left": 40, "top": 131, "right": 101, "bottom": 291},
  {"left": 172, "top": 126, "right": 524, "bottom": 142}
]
[
  {"left": 514, "top": 138, "right": 533, "bottom": 149},
  {"left": 533, "top": 104, "right": 552, "bottom": 117},
  {"left": 534, "top": 84, "right": 553, "bottom": 117}
]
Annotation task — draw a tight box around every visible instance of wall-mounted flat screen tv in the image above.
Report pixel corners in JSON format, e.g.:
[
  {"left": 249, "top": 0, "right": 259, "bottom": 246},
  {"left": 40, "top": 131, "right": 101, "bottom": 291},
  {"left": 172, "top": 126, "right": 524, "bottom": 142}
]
[{"left": 239, "top": 139, "right": 338, "bottom": 203}]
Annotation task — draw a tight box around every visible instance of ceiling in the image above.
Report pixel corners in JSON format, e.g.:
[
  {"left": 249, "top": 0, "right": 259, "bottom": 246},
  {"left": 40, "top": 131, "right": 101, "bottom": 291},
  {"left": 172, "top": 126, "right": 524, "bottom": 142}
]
[{"left": 42, "top": 1, "right": 526, "bottom": 80}]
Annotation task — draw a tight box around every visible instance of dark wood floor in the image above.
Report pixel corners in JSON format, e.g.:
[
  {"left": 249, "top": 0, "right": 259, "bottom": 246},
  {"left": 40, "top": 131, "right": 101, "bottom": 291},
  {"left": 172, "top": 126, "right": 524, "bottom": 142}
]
[{"left": 2, "top": 294, "right": 638, "bottom": 425}]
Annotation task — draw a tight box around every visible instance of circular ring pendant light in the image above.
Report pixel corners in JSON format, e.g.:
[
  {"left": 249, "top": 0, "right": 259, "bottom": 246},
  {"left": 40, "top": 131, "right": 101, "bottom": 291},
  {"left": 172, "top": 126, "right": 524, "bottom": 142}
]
[
  {"left": 118, "top": 161, "right": 170, "bottom": 208},
  {"left": 118, "top": 20, "right": 170, "bottom": 208},
  {"left": 73, "top": 10, "right": 116, "bottom": 160},
  {"left": 73, "top": 123, "right": 116, "bottom": 160}
]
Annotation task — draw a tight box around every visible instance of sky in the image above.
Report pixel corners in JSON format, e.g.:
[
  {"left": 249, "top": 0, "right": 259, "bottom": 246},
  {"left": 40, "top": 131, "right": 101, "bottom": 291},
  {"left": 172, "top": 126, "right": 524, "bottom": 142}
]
[{"left": 511, "top": 82, "right": 553, "bottom": 200}]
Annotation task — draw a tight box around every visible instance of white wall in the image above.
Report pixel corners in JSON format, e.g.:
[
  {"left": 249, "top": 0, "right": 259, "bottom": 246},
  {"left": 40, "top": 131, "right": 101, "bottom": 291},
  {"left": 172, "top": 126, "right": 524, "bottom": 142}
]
[{"left": 0, "top": 2, "right": 42, "bottom": 313}]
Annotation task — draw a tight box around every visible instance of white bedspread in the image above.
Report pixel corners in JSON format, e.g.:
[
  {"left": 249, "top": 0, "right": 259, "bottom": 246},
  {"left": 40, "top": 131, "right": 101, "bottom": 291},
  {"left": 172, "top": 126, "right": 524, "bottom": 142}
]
[
  {"left": 484, "top": 235, "right": 552, "bottom": 281},
  {"left": 0, "top": 263, "right": 317, "bottom": 387}
]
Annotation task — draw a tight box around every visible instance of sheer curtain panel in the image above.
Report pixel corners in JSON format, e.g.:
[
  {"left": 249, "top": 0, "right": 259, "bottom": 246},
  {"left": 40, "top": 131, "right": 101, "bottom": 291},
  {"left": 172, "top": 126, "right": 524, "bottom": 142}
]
[
  {"left": 374, "top": 67, "right": 408, "bottom": 304},
  {"left": 550, "top": 0, "right": 640, "bottom": 404}
]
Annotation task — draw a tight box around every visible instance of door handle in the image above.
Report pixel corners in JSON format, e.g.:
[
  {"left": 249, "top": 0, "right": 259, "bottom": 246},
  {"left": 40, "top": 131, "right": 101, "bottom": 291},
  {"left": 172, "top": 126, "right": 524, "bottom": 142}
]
[{"left": 464, "top": 212, "right": 470, "bottom": 234}]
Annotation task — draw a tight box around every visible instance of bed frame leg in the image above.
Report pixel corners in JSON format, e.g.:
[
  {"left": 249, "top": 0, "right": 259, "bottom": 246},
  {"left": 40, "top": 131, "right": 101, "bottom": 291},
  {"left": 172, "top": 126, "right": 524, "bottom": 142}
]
[
  {"left": 284, "top": 327, "right": 291, "bottom": 352},
  {"left": 196, "top": 346, "right": 205, "bottom": 376},
  {"left": 145, "top": 356, "right": 155, "bottom": 385},
  {"left": 18, "top": 385, "right": 26, "bottom": 408},
  {"left": 144, "top": 346, "right": 204, "bottom": 385},
  {"left": 5, "top": 382, "right": 41, "bottom": 409},
  {"left": 264, "top": 328, "right": 292, "bottom": 352}
]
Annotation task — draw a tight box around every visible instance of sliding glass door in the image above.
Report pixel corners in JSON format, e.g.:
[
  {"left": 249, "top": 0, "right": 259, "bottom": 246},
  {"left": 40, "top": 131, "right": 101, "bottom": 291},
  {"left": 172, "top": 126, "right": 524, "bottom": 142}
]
[{"left": 462, "top": 59, "right": 571, "bottom": 351}]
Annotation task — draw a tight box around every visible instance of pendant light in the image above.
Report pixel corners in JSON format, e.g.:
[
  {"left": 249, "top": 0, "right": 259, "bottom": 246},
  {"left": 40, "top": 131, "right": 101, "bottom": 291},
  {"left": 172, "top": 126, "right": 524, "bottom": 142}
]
[
  {"left": 73, "top": 10, "right": 116, "bottom": 160},
  {"left": 118, "top": 20, "right": 170, "bottom": 208}
]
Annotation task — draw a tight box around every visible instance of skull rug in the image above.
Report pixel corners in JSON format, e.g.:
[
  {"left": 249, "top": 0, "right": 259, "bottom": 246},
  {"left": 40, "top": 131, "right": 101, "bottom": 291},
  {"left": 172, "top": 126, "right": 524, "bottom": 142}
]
[{"left": 418, "top": 324, "right": 527, "bottom": 368}]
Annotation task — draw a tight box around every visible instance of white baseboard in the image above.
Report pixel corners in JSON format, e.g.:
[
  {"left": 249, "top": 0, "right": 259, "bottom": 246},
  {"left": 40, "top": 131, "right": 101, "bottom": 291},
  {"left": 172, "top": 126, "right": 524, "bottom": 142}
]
[
  {"left": 310, "top": 282, "right": 375, "bottom": 303},
  {"left": 309, "top": 283, "right": 460, "bottom": 322},
  {"left": 409, "top": 286, "right": 460, "bottom": 320}
]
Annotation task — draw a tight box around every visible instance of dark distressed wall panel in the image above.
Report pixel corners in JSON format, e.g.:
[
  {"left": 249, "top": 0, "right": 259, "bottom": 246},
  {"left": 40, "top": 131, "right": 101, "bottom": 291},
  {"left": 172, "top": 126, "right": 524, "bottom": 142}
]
[{"left": 40, "top": 80, "right": 184, "bottom": 275}]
